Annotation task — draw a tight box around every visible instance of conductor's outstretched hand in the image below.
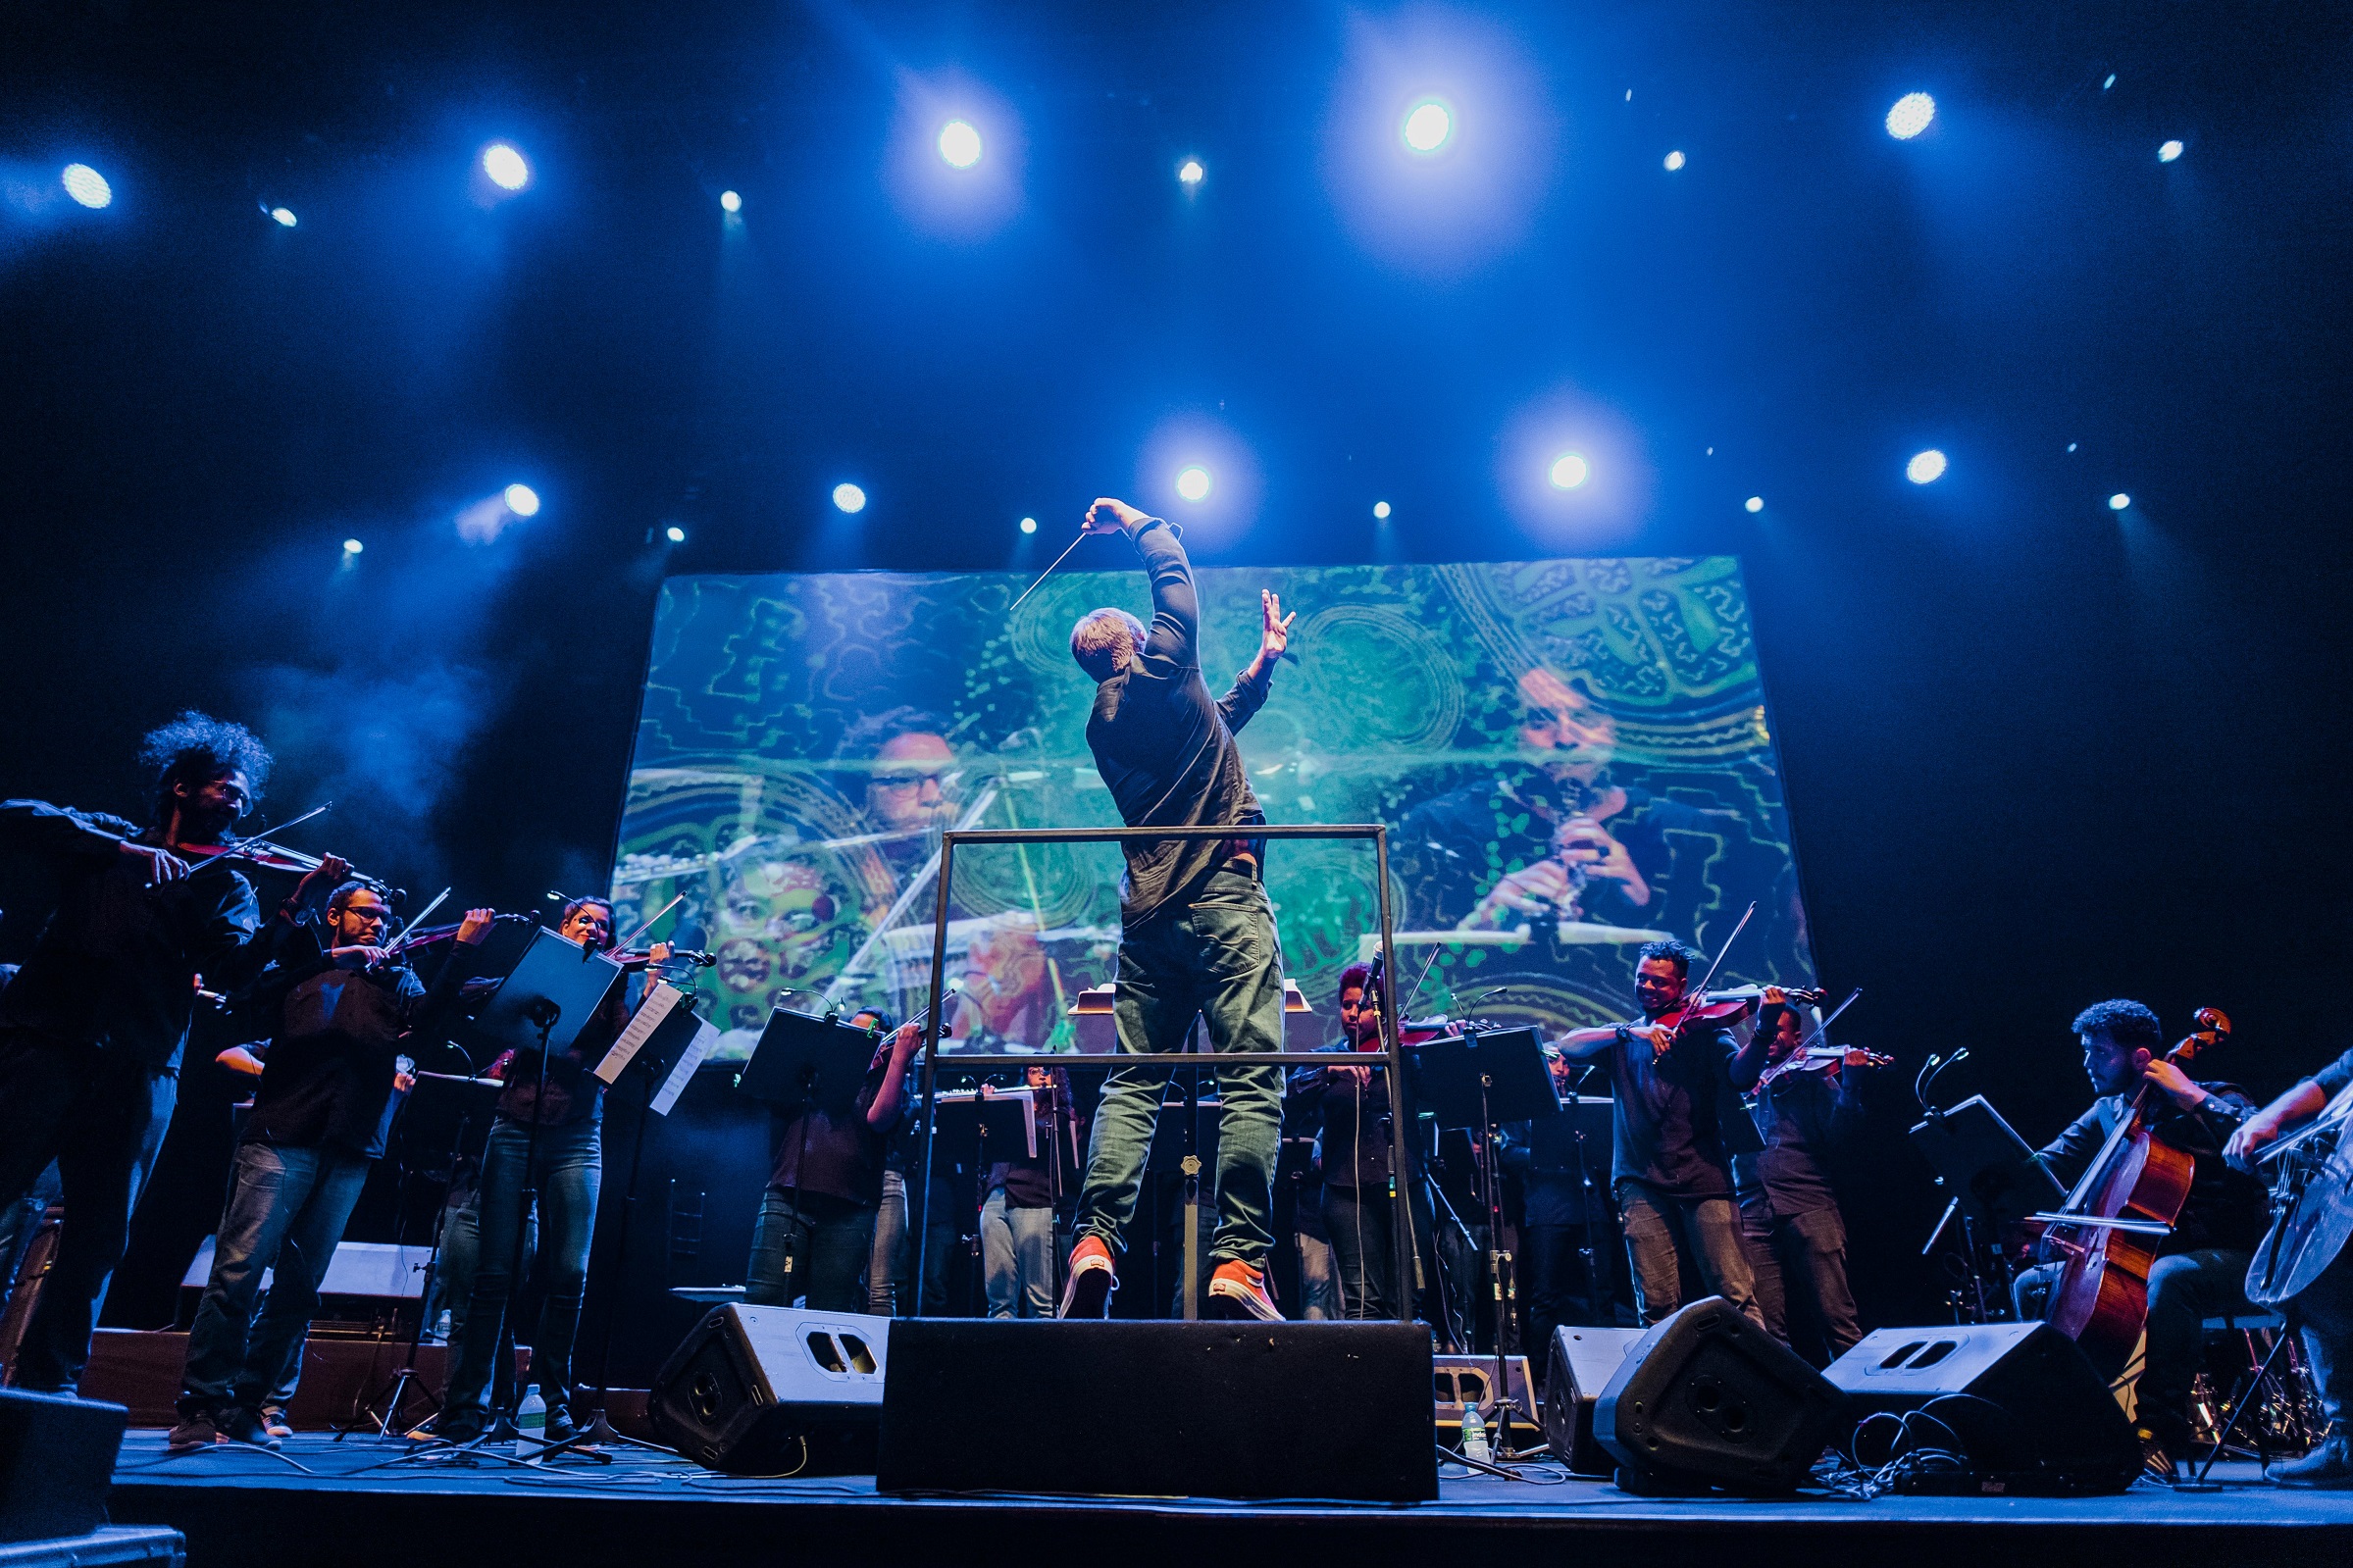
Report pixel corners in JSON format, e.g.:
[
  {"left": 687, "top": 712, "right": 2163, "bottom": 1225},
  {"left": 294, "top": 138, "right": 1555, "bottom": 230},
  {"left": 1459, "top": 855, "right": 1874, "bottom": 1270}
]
[
  {"left": 1259, "top": 589, "right": 1298, "bottom": 660},
  {"left": 1085, "top": 497, "right": 1149, "bottom": 534}
]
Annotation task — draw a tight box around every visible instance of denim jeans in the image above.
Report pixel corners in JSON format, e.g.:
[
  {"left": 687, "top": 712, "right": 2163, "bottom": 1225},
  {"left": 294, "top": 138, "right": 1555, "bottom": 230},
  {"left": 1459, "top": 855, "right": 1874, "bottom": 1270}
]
[
  {"left": 179, "top": 1141, "right": 373, "bottom": 1413},
  {"left": 864, "top": 1169, "right": 953, "bottom": 1316},
  {"left": 1322, "top": 1182, "right": 1446, "bottom": 1324},
  {"left": 1295, "top": 1230, "right": 1340, "bottom": 1321},
  {"left": 1521, "top": 1223, "right": 1623, "bottom": 1352},
  {"left": 444, "top": 1116, "right": 601, "bottom": 1417},
  {"left": 1740, "top": 1201, "right": 1863, "bottom": 1362},
  {"left": 1615, "top": 1181, "right": 1762, "bottom": 1329},
  {"left": 2293, "top": 1237, "right": 2353, "bottom": 1429},
  {"left": 1075, "top": 869, "right": 1285, "bottom": 1268},
  {"left": 981, "top": 1189, "right": 1056, "bottom": 1319},
  {"left": 0, "top": 1034, "right": 177, "bottom": 1393},
  {"left": 746, "top": 1189, "right": 878, "bottom": 1314}
]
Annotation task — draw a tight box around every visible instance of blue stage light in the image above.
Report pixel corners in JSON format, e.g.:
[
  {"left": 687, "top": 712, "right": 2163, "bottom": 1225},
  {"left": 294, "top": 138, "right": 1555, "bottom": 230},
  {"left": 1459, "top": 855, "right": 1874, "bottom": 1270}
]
[
  {"left": 1019, "top": 516, "right": 1039, "bottom": 534},
  {"left": 503, "top": 483, "right": 540, "bottom": 517},
  {"left": 1744, "top": 496, "right": 1764, "bottom": 514},
  {"left": 482, "top": 143, "right": 530, "bottom": 191},
  {"left": 2108, "top": 492, "right": 2131, "bottom": 511},
  {"left": 938, "top": 121, "right": 983, "bottom": 169},
  {"left": 1177, "top": 159, "right": 1204, "bottom": 187},
  {"left": 1663, "top": 150, "right": 1686, "bottom": 172},
  {"left": 1175, "top": 466, "right": 1212, "bottom": 502},
  {"left": 1885, "top": 93, "right": 1936, "bottom": 140},
  {"left": 342, "top": 537, "right": 364, "bottom": 555},
  {"left": 1402, "top": 100, "right": 1453, "bottom": 153},
  {"left": 1548, "top": 452, "right": 1589, "bottom": 490},
  {"left": 2158, "top": 139, "right": 2183, "bottom": 163},
  {"left": 1907, "top": 449, "right": 1948, "bottom": 484},
  {"left": 719, "top": 189, "right": 742, "bottom": 213},
  {"left": 666, "top": 526, "right": 687, "bottom": 543},
  {"left": 267, "top": 206, "right": 297, "bottom": 228},
  {"left": 62, "top": 164, "right": 112, "bottom": 208},
  {"left": 834, "top": 482, "right": 868, "bottom": 514},
  {"left": 1373, "top": 501, "right": 1392, "bottom": 519}
]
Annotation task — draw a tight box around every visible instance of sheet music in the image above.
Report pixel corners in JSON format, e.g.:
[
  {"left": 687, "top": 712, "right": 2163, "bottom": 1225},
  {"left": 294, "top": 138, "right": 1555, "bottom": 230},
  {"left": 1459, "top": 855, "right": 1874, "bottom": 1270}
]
[
  {"left": 593, "top": 981, "right": 688, "bottom": 1086},
  {"left": 651, "top": 1018, "right": 719, "bottom": 1116}
]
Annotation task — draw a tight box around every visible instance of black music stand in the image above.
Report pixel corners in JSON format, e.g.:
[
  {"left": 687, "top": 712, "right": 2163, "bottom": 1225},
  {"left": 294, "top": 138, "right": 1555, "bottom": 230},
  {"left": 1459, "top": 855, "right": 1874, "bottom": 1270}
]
[
  {"left": 935, "top": 1088, "right": 1035, "bottom": 1318},
  {"left": 1910, "top": 1093, "right": 2063, "bottom": 1320},
  {"left": 1406, "top": 1027, "right": 1558, "bottom": 1453},
  {"left": 738, "top": 1006, "right": 884, "bottom": 1308}
]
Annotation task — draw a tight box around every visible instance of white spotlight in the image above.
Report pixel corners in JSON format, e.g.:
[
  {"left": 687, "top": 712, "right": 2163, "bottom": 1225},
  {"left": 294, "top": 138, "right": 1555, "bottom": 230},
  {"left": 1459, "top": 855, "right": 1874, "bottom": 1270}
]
[
  {"left": 1885, "top": 93, "right": 1936, "bottom": 140},
  {"left": 1548, "top": 452, "right": 1590, "bottom": 490},
  {"left": 1018, "top": 516, "right": 1038, "bottom": 534},
  {"left": 665, "top": 526, "right": 687, "bottom": 543},
  {"left": 503, "top": 483, "right": 540, "bottom": 517},
  {"left": 269, "top": 206, "right": 297, "bottom": 228},
  {"left": 1906, "top": 449, "right": 1948, "bottom": 484},
  {"left": 1177, "top": 159, "right": 1204, "bottom": 186},
  {"left": 938, "top": 121, "right": 983, "bottom": 169},
  {"left": 2158, "top": 139, "right": 2183, "bottom": 163},
  {"left": 1372, "top": 501, "right": 1392, "bottom": 520},
  {"left": 719, "top": 189, "right": 742, "bottom": 213},
  {"left": 1402, "top": 100, "right": 1453, "bottom": 154},
  {"left": 2108, "top": 492, "right": 2131, "bottom": 511},
  {"left": 62, "top": 164, "right": 112, "bottom": 209},
  {"left": 342, "top": 537, "right": 365, "bottom": 555},
  {"left": 1663, "top": 150, "right": 1686, "bottom": 172},
  {"left": 833, "top": 482, "right": 868, "bottom": 514},
  {"left": 1744, "top": 496, "right": 1765, "bottom": 514},
  {"left": 1175, "top": 466, "right": 1212, "bottom": 502},
  {"left": 482, "top": 143, "right": 530, "bottom": 191}
]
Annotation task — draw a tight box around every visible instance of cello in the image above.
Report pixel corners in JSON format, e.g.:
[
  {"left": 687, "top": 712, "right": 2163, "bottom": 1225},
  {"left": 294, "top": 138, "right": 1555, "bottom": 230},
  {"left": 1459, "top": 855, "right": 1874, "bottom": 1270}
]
[
  {"left": 2245, "top": 1079, "right": 2353, "bottom": 1308},
  {"left": 2035, "top": 1007, "right": 2231, "bottom": 1378}
]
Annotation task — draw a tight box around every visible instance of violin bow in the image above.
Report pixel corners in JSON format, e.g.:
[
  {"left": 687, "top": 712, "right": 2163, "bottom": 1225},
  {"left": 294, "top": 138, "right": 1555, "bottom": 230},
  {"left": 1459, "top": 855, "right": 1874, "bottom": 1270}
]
[
  {"left": 1680, "top": 900, "right": 1757, "bottom": 1011},
  {"left": 1790, "top": 986, "right": 1864, "bottom": 1056},
  {"left": 180, "top": 802, "right": 332, "bottom": 874},
  {"left": 390, "top": 887, "right": 452, "bottom": 947}
]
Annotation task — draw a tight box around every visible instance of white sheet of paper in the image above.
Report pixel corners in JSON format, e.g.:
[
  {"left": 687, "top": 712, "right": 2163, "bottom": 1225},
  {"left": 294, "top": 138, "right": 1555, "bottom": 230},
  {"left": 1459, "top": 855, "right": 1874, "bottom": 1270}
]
[
  {"left": 651, "top": 1018, "right": 719, "bottom": 1116},
  {"left": 593, "top": 981, "right": 687, "bottom": 1086}
]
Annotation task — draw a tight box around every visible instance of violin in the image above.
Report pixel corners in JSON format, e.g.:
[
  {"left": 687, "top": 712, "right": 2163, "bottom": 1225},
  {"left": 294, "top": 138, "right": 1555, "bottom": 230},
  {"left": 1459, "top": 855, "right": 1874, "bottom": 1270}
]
[
  {"left": 1651, "top": 984, "right": 1827, "bottom": 1039},
  {"left": 1754, "top": 1043, "right": 1895, "bottom": 1090},
  {"left": 610, "top": 945, "right": 717, "bottom": 972}
]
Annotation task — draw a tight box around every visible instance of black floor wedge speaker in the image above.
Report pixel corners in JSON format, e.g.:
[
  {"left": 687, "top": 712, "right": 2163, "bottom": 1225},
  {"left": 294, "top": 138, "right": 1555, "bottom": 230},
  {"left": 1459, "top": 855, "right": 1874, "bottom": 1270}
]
[
  {"left": 1595, "top": 1295, "right": 1849, "bottom": 1494},
  {"left": 877, "top": 1319, "right": 1437, "bottom": 1501},
  {"left": 0, "top": 1388, "right": 126, "bottom": 1543},
  {"left": 648, "top": 1304, "right": 890, "bottom": 1473},
  {"left": 1540, "top": 1325, "right": 1645, "bottom": 1475}
]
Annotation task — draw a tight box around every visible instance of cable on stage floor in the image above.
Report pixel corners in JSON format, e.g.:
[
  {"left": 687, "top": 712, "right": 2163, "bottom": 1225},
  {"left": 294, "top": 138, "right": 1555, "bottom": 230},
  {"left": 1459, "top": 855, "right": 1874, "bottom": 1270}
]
[{"left": 118, "top": 1442, "right": 325, "bottom": 1478}]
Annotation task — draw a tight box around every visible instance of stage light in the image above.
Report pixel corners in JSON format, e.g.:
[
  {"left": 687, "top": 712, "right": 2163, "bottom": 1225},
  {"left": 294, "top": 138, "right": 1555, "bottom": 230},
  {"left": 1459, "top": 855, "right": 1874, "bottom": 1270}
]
[
  {"left": 1402, "top": 100, "right": 1453, "bottom": 153},
  {"left": 1175, "top": 466, "right": 1212, "bottom": 502},
  {"left": 665, "top": 526, "right": 687, "bottom": 543},
  {"left": 2158, "top": 139, "right": 2183, "bottom": 163},
  {"left": 268, "top": 206, "right": 297, "bottom": 228},
  {"left": 1744, "top": 496, "right": 1765, "bottom": 514},
  {"left": 342, "top": 538, "right": 364, "bottom": 555},
  {"left": 482, "top": 143, "right": 530, "bottom": 191},
  {"left": 2103, "top": 74, "right": 2117, "bottom": 90},
  {"left": 1548, "top": 452, "right": 1590, "bottom": 490},
  {"left": 938, "top": 121, "right": 983, "bottom": 169},
  {"left": 1019, "top": 516, "right": 1038, "bottom": 534},
  {"left": 2108, "top": 492, "right": 2131, "bottom": 511},
  {"left": 1663, "top": 150, "right": 1686, "bottom": 172},
  {"left": 1885, "top": 93, "right": 1936, "bottom": 140},
  {"left": 1373, "top": 501, "right": 1392, "bottom": 519},
  {"left": 1906, "top": 449, "right": 1948, "bottom": 484},
  {"left": 503, "top": 483, "right": 540, "bottom": 517},
  {"left": 62, "top": 164, "right": 111, "bottom": 209},
  {"left": 1177, "top": 159, "right": 1204, "bottom": 186},
  {"left": 719, "top": 189, "right": 742, "bottom": 213},
  {"left": 834, "top": 482, "right": 867, "bottom": 514}
]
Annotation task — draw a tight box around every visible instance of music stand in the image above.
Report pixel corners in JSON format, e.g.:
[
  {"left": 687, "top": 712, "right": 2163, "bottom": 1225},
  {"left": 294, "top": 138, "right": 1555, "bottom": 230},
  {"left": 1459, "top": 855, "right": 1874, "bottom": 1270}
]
[
  {"left": 1910, "top": 1094, "right": 2063, "bottom": 1320},
  {"left": 935, "top": 1088, "right": 1035, "bottom": 1318},
  {"left": 736, "top": 1006, "right": 884, "bottom": 1312},
  {"left": 1405, "top": 1027, "right": 1559, "bottom": 1453}
]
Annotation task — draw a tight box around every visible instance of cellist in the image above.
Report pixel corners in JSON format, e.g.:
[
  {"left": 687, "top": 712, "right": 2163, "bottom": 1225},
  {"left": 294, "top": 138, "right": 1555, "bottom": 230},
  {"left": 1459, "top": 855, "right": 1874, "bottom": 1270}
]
[{"left": 2015, "top": 999, "right": 2269, "bottom": 1481}]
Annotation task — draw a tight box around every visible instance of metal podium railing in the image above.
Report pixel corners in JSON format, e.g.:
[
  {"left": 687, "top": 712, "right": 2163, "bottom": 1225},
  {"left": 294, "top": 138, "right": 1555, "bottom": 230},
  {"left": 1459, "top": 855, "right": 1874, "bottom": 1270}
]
[{"left": 907, "top": 823, "right": 1417, "bottom": 1325}]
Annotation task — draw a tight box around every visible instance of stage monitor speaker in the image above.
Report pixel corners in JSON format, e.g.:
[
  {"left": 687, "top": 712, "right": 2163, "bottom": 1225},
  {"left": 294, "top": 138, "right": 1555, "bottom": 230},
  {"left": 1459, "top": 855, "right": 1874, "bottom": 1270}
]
[
  {"left": 1595, "top": 1296, "right": 1849, "bottom": 1495},
  {"left": 1433, "top": 1354, "right": 1534, "bottom": 1435},
  {"left": 1824, "top": 1322, "right": 2140, "bottom": 1493},
  {"left": 0, "top": 1388, "right": 126, "bottom": 1543},
  {"left": 877, "top": 1320, "right": 1437, "bottom": 1502},
  {"left": 647, "top": 1304, "right": 889, "bottom": 1473},
  {"left": 1540, "top": 1326, "right": 1645, "bottom": 1476}
]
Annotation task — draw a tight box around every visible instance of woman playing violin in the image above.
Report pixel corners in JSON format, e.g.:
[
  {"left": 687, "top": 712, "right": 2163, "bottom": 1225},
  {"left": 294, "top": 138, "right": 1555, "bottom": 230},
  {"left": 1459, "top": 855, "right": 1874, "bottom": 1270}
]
[{"left": 1550, "top": 938, "right": 1771, "bottom": 1330}]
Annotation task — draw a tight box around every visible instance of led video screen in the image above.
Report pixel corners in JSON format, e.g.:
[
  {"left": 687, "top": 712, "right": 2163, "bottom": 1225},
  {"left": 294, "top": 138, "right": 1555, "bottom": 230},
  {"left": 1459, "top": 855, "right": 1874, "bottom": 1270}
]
[{"left": 612, "top": 557, "right": 1814, "bottom": 1061}]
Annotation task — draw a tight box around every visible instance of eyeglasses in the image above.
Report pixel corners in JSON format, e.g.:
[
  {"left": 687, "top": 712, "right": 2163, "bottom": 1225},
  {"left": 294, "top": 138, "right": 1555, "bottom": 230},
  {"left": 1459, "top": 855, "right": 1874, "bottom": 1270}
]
[{"left": 872, "top": 772, "right": 946, "bottom": 793}]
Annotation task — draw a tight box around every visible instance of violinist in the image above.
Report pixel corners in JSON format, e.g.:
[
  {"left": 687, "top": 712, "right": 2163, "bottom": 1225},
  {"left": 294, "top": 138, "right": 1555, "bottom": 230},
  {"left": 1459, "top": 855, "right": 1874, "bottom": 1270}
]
[
  {"left": 2223, "top": 1047, "right": 2353, "bottom": 1487},
  {"left": 0, "top": 712, "right": 307, "bottom": 1395},
  {"left": 1550, "top": 939, "right": 1769, "bottom": 1329},
  {"left": 1732, "top": 989, "right": 1872, "bottom": 1362},
  {"left": 168, "top": 881, "right": 474, "bottom": 1451},
  {"left": 2017, "top": 1000, "right": 2268, "bottom": 1480}
]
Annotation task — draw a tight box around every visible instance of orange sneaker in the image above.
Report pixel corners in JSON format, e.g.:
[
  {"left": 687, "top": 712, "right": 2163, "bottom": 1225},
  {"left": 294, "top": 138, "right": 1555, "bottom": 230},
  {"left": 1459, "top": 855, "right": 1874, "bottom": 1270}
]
[
  {"left": 1058, "top": 1235, "right": 1118, "bottom": 1319},
  {"left": 1206, "top": 1259, "right": 1283, "bottom": 1322}
]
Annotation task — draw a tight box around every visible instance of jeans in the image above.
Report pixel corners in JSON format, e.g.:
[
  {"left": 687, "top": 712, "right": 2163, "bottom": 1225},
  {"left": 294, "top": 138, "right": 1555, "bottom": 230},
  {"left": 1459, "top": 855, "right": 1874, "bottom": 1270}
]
[
  {"left": 864, "top": 1169, "right": 954, "bottom": 1316},
  {"left": 444, "top": 1116, "right": 602, "bottom": 1417},
  {"left": 1616, "top": 1181, "right": 1762, "bottom": 1330},
  {"left": 746, "top": 1189, "right": 878, "bottom": 1314},
  {"left": 1295, "top": 1231, "right": 1340, "bottom": 1321},
  {"left": 2292, "top": 1238, "right": 2353, "bottom": 1429},
  {"left": 0, "top": 1034, "right": 177, "bottom": 1393},
  {"left": 1322, "top": 1183, "right": 1445, "bottom": 1324},
  {"left": 2014, "top": 1246, "right": 2255, "bottom": 1445},
  {"left": 1521, "top": 1223, "right": 1621, "bottom": 1354},
  {"left": 1741, "top": 1201, "right": 1863, "bottom": 1362},
  {"left": 981, "top": 1189, "right": 1056, "bottom": 1319},
  {"left": 179, "top": 1142, "right": 373, "bottom": 1414},
  {"left": 1075, "top": 870, "right": 1285, "bottom": 1267}
]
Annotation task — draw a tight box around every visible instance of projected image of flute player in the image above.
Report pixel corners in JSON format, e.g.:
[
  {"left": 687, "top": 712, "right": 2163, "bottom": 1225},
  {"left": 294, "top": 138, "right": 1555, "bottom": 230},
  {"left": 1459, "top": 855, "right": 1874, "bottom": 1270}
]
[{"left": 1057, "top": 495, "right": 1298, "bottom": 1322}]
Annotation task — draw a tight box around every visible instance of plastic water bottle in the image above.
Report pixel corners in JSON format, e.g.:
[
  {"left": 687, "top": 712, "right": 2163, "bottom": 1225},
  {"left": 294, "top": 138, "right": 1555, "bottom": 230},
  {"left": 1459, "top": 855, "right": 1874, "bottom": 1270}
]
[
  {"left": 1460, "top": 1404, "right": 1492, "bottom": 1464},
  {"left": 514, "top": 1385, "right": 546, "bottom": 1459}
]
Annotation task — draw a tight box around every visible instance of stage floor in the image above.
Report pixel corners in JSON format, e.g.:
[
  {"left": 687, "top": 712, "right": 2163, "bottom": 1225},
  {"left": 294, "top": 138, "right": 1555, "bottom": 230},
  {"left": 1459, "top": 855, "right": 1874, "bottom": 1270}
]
[{"left": 106, "top": 1431, "right": 2353, "bottom": 1568}]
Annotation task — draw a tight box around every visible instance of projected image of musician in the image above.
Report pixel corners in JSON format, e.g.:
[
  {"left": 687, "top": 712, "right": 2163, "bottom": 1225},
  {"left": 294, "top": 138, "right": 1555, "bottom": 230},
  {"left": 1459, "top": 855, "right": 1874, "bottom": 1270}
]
[
  {"left": 1056, "top": 495, "right": 1296, "bottom": 1323},
  {"left": 2017, "top": 1000, "right": 2269, "bottom": 1481}
]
